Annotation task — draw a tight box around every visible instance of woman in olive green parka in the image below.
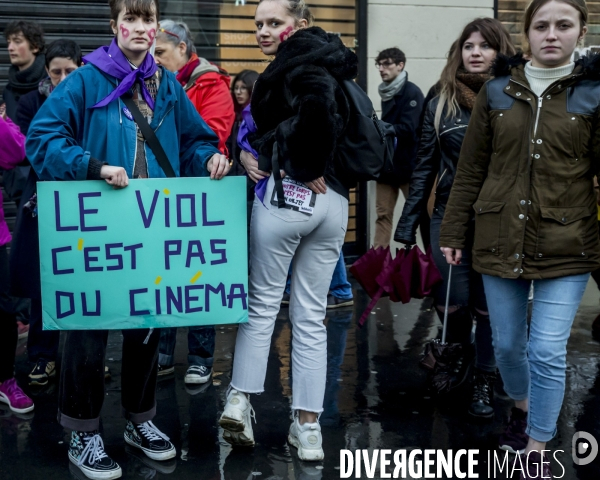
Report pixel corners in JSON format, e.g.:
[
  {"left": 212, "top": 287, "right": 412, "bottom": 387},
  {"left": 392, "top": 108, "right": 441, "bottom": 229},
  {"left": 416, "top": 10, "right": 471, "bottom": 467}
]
[{"left": 439, "top": 1, "right": 599, "bottom": 478}]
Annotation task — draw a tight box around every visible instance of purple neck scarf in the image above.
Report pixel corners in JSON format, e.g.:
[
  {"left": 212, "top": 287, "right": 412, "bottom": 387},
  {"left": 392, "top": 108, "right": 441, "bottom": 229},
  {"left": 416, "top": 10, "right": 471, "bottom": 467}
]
[{"left": 83, "top": 38, "right": 158, "bottom": 110}]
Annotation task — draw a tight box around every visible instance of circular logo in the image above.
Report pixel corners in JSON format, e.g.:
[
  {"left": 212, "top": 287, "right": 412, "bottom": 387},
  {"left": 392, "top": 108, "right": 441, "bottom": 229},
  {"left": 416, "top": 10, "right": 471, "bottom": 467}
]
[
  {"left": 573, "top": 431, "right": 599, "bottom": 466},
  {"left": 308, "top": 435, "right": 319, "bottom": 445},
  {"left": 410, "top": 100, "right": 417, "bottom": 107},
  {"left": 230, "top": 397, "right": 240, "bottom": 405}
]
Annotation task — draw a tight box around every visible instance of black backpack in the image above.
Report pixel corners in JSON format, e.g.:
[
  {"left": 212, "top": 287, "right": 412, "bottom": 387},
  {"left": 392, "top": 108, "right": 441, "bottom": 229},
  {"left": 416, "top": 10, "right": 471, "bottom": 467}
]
[{"left": 334, "top": 79, "right": 396, "bottom": 183}]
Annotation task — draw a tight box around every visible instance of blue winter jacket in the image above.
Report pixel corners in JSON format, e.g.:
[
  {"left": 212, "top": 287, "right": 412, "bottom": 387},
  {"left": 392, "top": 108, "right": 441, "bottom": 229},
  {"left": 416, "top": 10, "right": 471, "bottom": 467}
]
[{"left": 26, "top": 63, "right": 220, "bottom": 180}]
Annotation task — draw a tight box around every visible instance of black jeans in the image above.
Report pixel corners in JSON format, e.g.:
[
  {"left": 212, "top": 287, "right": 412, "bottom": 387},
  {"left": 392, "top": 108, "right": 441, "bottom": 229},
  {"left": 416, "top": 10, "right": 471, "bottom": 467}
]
[
  {"left": 0, "top": 245, "right": 17, "bottom": 382},
  {"left": 58, "top": 328, "right": 160, "bottom": 432},
  {"left": 430, "top": 211, "right": 496, "bottom": 373},
  {"left": 27, "top": 298, "right": 59, "bottom": 363}
]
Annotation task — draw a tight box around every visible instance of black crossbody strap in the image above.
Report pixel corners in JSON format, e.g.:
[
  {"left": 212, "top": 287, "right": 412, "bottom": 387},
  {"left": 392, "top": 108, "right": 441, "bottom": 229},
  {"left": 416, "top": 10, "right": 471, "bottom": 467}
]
[
  {"left": 121, "top": 95, "right": 176, "bottom": 178},
  {"left": 270, "top": 143, "right": 286, "bottom": 208}
]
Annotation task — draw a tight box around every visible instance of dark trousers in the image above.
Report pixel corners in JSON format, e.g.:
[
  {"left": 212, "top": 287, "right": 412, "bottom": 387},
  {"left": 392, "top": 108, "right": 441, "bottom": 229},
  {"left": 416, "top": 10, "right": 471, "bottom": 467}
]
[
  {"left": 158, "top": 326, "right": 215, "bottom": 368},
  {"left": 27, "top": 298, "right": 59, "bottom": 363},
  {"left": 58, "top": 328, "right": 160, "bottom": 432},
  {"left": 430, "top": 211, "right": 496, "bottom": 373},
  {"left": 0, "top": 245, "right": 17, "bottom": 382}
]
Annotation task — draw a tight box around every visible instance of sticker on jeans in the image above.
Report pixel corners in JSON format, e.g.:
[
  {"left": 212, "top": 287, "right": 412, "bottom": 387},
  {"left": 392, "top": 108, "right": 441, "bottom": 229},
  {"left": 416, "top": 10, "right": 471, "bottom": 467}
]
[{"left": 271, "top": 178, "right": 316, "bottom": 214}]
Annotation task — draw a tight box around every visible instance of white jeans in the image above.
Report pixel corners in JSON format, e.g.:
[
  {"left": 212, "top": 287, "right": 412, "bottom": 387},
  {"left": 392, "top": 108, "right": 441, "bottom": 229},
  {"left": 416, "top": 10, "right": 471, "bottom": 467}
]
[{"left": 231, "top": 176, "right": 348, "bottom": 413}]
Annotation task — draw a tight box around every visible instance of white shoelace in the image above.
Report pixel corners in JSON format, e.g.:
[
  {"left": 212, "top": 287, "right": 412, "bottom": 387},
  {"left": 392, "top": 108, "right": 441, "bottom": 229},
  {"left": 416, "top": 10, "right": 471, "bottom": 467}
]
[
  {"left": 138, "top": 421, "right": 170, "bottom": 442},
  {"left": 77, "top": 434, "right": 109, "bottom": 466},
  {"left": 188, "top": 366, "right": 209, "bottom": 375}
]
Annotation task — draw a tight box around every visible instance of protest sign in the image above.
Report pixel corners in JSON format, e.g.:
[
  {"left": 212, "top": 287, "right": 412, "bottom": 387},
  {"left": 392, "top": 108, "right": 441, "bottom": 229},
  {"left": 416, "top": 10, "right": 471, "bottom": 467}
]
[{"left": 37, "top": 177, "right": 248, "bottom": 330}]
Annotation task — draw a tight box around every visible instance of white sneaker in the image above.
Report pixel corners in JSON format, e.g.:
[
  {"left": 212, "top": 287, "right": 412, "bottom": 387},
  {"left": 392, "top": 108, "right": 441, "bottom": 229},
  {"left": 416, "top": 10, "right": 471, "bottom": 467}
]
[
  {"left": 219, "top": 389, "right": 255, "bottom": 447},
  {"left": 288, "top": 416, "right": 324, "bottom": 461},
  {"left": 184, "top": 365, "right": 212, "bottom": 384}
]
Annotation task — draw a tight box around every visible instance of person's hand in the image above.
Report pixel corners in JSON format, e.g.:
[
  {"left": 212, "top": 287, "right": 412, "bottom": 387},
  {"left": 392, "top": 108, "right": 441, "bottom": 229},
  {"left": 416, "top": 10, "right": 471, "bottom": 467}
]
[
  {"left": 306, "top": 177, "right": 327, "bottom": 194},
  {"left": 441, "top": 247, "right": 462, "bottom": 265},
  {"left": 240, "top": 150, "right": 270, "bottom": 183},
  {"left": 207, "top": 153, "right": 231, "bottom": 180},
  {"left": 100, "top": 165, "right": 129, "bottom": 188},
  {"left": 0, "top": 103, "right": 6, "bottom": 120}
]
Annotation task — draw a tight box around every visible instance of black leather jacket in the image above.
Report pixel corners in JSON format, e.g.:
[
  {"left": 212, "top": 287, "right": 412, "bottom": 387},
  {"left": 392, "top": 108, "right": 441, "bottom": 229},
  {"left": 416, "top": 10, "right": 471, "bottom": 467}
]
[{"left": 394, "top": 96, "right": 471, "bottom": 244}]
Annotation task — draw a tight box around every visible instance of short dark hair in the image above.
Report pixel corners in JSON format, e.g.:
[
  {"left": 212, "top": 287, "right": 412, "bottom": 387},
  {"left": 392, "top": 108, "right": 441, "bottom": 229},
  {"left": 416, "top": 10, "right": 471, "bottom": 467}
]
[
  {"left": 45, "top": 39, "right": 82, "bottom": 68},
  {"left": 376, "top": 48, "right": 406, "bottom": 66},
  {"left": 109, "top": 0, "right": 160, "bottom": 23},
  {"left": 4, "top": 20, "right": 45, "bottom": 55}
]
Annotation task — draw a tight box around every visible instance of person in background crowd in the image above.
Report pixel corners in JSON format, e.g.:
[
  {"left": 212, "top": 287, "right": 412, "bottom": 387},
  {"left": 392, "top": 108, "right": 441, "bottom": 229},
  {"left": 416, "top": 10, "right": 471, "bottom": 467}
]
[
  {"left": 154, "top": 19, "right": 235, "bottom": 387},
  {"left": 154, "top": 19, "right": 234, "bottom": 154},
  {"left": 227, "top": 69, "right": 259, "bottom": 177},
  {"left": 591, "top": 176, "right": 600, "bottom": 341},
  {"left": 374, "top": 47, "right": 424, "bottom": 249},
  {"left": 226, "top": 69, "right": 259, "bottom": 257},
  {"left": 10, "top": 39, "right": 82, "bottom": 387},
  {"left": 25, "top": 0, "right": 229, "bottom": 478},
  {"left": 395, "top": 18, "right": 516, "bottom": 419},
  {"left": 3, "top": 20, "right": 46, "bottom": 121},
  {"left": 2, "top": 20, "right": 46, "bottom": 343},
  {"left": 219, "top": 0, "right": 356, "bottom": 461},
  {"left": 439, "top": 1, "right": 597, "bottom": 478},
  {"left": 0, "top": 114, "right": 34, "bottom": 416}
]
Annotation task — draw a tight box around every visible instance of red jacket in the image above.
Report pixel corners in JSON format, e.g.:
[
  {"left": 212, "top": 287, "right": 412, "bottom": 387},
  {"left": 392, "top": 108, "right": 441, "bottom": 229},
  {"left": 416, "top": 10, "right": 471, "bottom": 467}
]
[{"left": 176, "top": 54, "right": 235, "bottom": 155}]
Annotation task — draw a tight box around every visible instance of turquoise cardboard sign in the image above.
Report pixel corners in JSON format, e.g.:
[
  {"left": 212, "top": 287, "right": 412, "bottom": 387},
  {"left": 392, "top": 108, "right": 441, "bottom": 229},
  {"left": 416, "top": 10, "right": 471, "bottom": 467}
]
[{"left": 37, "top": 177, "right": 248, "bottom": 330}]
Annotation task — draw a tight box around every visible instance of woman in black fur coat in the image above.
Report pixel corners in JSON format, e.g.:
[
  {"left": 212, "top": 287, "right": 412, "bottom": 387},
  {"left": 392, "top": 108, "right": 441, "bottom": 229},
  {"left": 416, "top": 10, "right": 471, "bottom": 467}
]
[{"left": 218, "top": 0, "right": 356, "bottom": 461}]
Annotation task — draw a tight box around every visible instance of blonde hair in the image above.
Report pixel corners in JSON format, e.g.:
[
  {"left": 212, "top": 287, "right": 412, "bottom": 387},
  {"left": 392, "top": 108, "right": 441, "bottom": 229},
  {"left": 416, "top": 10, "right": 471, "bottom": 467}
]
[
  {"left": 434, "top": 18, "right": 516, "bottom": 133},
  {"left": 259, "top": 0, "right": 315, "bottom": 27}
]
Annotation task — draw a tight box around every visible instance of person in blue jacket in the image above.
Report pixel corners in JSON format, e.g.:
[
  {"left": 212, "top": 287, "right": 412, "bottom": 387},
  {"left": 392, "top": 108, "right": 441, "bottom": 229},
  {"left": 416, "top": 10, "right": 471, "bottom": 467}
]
[{"left": 25, "top": 1, "right": 229, "bottom": 479}]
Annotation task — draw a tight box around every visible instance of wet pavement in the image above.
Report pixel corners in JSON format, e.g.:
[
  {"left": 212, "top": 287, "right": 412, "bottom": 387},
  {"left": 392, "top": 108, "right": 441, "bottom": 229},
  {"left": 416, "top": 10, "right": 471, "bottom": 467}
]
[{"left": 2, "top": 277, "right": 600, "bottom": 479}]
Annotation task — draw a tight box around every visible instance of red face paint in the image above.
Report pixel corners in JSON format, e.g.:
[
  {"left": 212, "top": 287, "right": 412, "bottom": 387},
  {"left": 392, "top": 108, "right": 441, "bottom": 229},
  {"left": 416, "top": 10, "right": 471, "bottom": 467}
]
[
  {"left": 148, "top": 28, "right": 156, "bottom": 45},
  {"left": 279, "top": 26, "right": 294, "bottom": 43},
  {"left": 119, "top": 24, "right": 130, "bottom": 39}
]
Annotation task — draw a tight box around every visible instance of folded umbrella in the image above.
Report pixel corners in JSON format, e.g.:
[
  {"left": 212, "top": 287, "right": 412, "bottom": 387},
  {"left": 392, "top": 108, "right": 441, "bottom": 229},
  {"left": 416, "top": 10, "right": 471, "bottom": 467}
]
[
  {"left": 352, "top": 245, "right": 443, "bottom": 327},
  {"left": 419, "top": 264, "right": 466, "bottom": 395},
  {"left": 349, "top": 246, "right": 391, "bottom": 298}
]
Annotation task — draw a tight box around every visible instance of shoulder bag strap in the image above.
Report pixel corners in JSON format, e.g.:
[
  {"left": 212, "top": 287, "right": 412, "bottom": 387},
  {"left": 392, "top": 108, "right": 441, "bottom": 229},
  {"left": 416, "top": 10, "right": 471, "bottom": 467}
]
[
  {"left": 121, "top": 94, "right": 177, "bottom": 178},
  {"left": 270, "top": 143, "right": 286, "bottom": 208}
]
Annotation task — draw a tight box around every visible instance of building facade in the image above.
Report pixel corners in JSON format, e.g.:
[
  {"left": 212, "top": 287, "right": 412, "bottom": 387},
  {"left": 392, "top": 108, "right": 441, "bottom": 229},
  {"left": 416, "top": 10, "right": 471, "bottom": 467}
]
[{"left": 1, "top": 0, "right": 597, "bottom": 255}]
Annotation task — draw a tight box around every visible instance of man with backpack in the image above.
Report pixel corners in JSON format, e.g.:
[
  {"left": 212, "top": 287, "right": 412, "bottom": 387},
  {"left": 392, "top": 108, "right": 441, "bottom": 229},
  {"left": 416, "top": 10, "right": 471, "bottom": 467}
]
[{"left": 374, "top": 47, "right": 424, "bottom": 248}]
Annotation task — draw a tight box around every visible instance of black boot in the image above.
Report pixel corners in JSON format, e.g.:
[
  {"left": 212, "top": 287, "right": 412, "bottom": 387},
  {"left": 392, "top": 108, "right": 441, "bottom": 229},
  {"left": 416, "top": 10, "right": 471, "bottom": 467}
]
[{"left": 468, "top": 369, "right": 495, "bottom": 419}]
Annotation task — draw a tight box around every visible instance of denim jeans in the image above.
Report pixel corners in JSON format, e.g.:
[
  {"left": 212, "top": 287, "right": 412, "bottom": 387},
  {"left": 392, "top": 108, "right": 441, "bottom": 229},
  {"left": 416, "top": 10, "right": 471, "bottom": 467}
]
[
  {"left": 285, "top": 251, "right": 353, "bottom": 300},
  {"left": 58, "top": 328, "right": 160, "bottom": 431},
  {"left": 482, "top": 273, "right": 589, "bottom": 442},
  {"left": 232, "top": 176, "right": 348, "bottom": 413},
  {"left": 158, "top": 326, "right": 215, "bottom": 368}
]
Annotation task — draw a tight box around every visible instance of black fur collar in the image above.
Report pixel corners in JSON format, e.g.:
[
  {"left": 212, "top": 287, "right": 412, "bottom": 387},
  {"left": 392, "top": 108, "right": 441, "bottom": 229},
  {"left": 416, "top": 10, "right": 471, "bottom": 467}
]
[
  {"left": 492, "top": 51, "right": 600, "bottom": 79},
  {"left": 257, "top": 26, "right": 358, "bottom": 84},
  {"left": 491, "top": 53, "right": 527, "bottom": 77}
]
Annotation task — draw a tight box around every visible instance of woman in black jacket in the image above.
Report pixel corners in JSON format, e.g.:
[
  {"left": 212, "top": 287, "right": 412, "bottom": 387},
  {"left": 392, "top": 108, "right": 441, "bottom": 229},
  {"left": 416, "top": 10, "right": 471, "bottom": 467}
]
[
  {"left": 394, "top": 18, "right": 516, "bottom": 418},
  {"left": 11, "top": 39, "right": 81, "bottom": 387},
  {"left": 218, "top": 0, "right": 355, "bottom": 461}
]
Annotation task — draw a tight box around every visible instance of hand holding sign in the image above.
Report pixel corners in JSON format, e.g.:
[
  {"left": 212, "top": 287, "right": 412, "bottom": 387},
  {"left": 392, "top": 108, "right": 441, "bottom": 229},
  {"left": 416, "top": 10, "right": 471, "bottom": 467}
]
[
  {"left": 207, "top": 153, "right": 231, "bottom": 180},
  {"left": 100, "top": 165, "right": 129, "bottom": 188}
]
